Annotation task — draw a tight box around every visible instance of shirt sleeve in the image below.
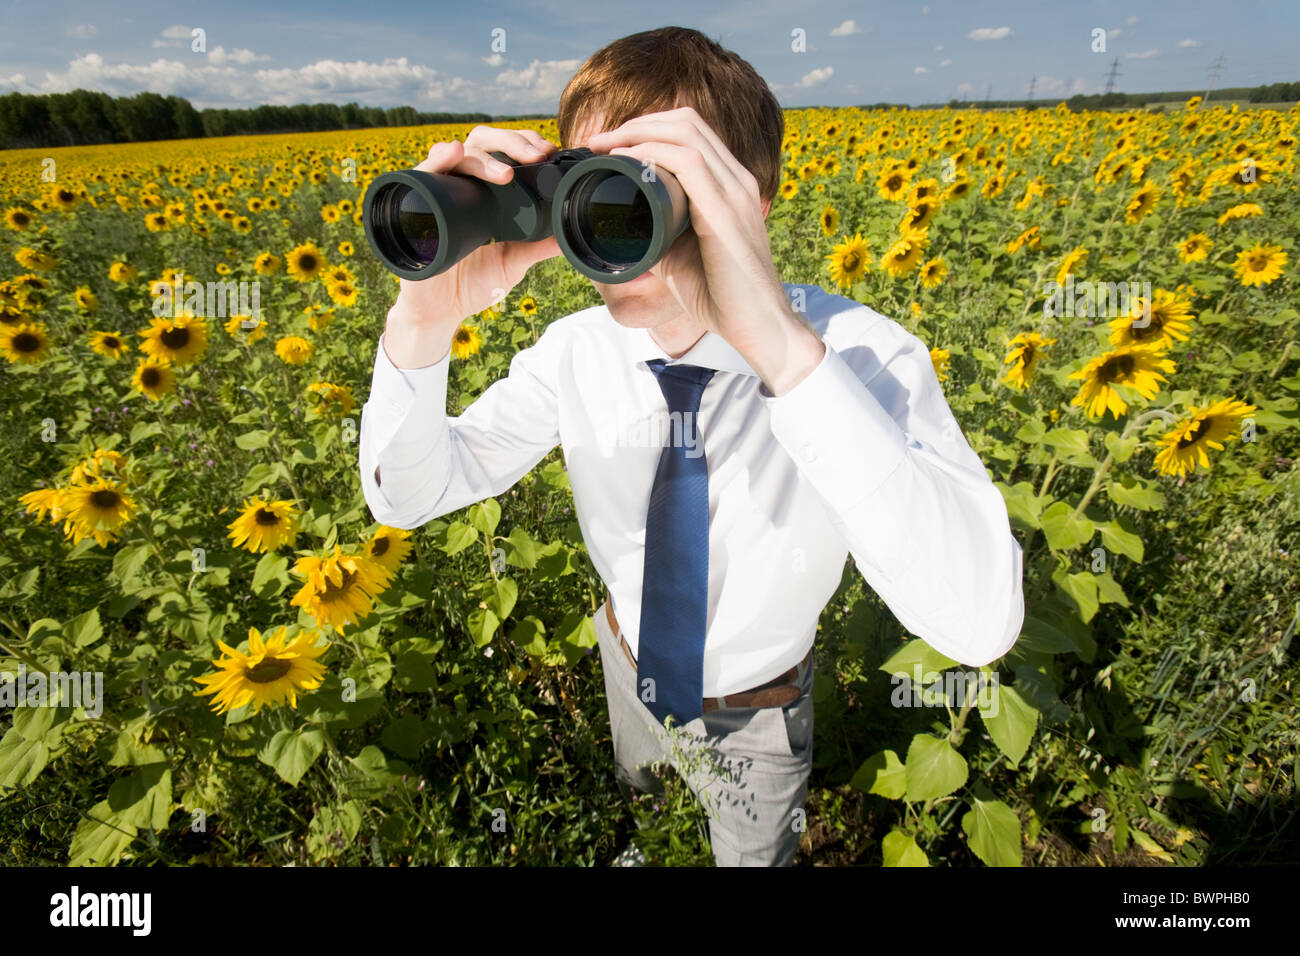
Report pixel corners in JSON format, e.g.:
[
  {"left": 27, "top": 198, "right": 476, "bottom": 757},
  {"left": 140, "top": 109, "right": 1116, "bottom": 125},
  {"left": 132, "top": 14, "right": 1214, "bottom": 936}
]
[
  {"left": 358, "top": 325, "right": 562, "bottom": 530},
  {"left": 761, "top": 318, "right": 1025, "bottom": 667}
]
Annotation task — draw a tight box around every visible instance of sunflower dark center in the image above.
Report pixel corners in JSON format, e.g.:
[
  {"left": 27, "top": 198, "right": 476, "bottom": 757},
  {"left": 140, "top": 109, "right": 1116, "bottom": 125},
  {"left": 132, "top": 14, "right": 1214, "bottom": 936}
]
[
  {"left": 321, "top": 568, "right": 356, "bottom": 600},
  {"left": 371, "top": 538, "right": 390, "bottom": 557},
  {"left": 1098, "top": 354, "right": 1135, "bottom": 381},
  {"left": 13, "top": 332, "right": 39, "bottom": 352},
  {"left": 843, "top": 252, "right": 861, "bottom": 272},
  {"left": 89, "top": 489, "right": 120, "bottom": 509},
  {"left": 299, "top": 254, "right": 318, "bottom": 271},
  {"left": 1177, "top": 418, "right": 1211, "bottom": 448},
  {"left": 244, "top": 656, "right": 293, "bottom": 683},
  {"left": 141, "top": 367, "right": 161, "bottom": 386},
  {"left": 160, "top": 327, "right": 190, "bottom": 349},
  {"left": 254, "top": 508, "right": 280, "bottom": 526},
  {"left": 454, "top": 329, "right": 471, "bottom": 343},
  {"left": 104, "top": 336, "right": 120, "bottom": 347}
]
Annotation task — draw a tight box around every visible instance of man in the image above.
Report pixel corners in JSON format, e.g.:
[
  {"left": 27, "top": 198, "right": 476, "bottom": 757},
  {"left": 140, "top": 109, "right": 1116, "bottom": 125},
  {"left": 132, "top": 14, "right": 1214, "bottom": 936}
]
[{"left": 358, "top": 26, "right": 1025, "bottom": 866}]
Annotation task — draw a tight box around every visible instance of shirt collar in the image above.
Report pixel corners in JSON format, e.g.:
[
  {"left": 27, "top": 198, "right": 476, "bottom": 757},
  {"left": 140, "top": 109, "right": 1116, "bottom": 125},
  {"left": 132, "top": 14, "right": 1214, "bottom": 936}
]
[{"left": 606, "top": 308, "right": 760, "bottom": 377}]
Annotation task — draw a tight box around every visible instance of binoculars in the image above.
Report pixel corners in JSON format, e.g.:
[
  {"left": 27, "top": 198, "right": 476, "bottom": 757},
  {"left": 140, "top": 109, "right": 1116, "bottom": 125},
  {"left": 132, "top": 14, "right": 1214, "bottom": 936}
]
[{"left": 362, "top": 146, "right": 691, "bottom": 284}]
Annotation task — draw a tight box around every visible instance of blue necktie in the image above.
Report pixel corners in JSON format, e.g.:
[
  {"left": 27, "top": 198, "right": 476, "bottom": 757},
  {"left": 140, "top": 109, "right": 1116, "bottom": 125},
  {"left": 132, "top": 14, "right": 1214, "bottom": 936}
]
[{"left": 638, "top": 358, "right": 716, "bottom": 728}]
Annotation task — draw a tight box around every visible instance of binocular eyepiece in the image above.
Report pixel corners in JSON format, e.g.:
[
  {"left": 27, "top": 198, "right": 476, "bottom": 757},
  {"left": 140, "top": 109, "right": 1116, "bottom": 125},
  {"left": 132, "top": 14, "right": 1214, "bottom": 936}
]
[{"left": 362, "top": 146, "right": 691, "bottom": 284}]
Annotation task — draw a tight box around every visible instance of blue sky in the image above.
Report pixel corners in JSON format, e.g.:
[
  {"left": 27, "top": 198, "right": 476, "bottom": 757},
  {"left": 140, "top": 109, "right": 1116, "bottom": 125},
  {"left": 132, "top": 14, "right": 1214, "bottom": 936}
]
[{"left": 2, "top": 0, "right": 1296, "bottom": 111}]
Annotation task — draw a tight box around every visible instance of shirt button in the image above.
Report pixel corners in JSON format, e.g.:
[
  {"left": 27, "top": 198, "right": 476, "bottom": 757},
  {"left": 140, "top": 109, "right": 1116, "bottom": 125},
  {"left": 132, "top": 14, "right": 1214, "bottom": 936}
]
[{"left": 801, "top": 442, "right": 816, "bottom": 462}]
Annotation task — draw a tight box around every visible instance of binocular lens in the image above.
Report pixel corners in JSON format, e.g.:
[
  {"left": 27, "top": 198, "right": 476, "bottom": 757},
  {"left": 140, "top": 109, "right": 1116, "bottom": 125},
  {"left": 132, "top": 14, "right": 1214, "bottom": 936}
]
[
  {"left": 570, "top": 172, "right": 654, "bottom": 270},
  {"left": 375, "top": 183, "right": 440, "bottom": 267}
]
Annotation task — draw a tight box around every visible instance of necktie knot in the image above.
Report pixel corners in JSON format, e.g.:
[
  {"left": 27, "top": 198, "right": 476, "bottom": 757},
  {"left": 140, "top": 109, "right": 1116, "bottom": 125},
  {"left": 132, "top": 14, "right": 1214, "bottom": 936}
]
[{"left": 646, "top": 359, "right": 716, "bottom": 415}]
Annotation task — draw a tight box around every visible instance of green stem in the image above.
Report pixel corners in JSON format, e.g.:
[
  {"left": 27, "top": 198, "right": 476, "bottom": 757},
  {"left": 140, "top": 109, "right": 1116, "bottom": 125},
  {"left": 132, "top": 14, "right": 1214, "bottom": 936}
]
[{"left": 0, "top": 637, "right": 51, "bottom": 676}]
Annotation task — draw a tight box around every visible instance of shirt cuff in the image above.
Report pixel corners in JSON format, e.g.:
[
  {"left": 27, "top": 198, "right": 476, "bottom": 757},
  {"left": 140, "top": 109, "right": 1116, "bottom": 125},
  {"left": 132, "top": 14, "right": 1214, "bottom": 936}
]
[
  {"left": 364, "top": 332, "right": 451, "bottom": 452},
  {"left": 761, "top": 341, "right": 907, "bottom": 513}
]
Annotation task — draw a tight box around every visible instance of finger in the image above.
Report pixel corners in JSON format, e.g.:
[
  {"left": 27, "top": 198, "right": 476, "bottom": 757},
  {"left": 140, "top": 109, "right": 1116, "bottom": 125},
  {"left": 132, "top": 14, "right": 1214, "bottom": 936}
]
[
  {"left": 607, "top": 141, "right": 739, "bottom": 233},
  {"left": 590, "top": 109, "right": 755, "bottom": 200},
  {"left": 465, "top": 125, "right": 553, "bottom": 167},
  {"left": 413, "top": 139, "right": 464, "bottom": 175}
]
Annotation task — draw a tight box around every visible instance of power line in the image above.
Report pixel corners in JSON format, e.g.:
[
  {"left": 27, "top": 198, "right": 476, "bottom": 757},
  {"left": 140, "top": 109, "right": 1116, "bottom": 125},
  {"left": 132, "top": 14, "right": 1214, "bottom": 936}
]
[
  {"left": 1103, "top": 57, "right": 1121, "bottom": 95},
  {"left": 1027, "top": 75, "right": 1037, "bottom": 100},
  {"left": 1205, "top": 53, "right": 1227, "bottom": 102}
]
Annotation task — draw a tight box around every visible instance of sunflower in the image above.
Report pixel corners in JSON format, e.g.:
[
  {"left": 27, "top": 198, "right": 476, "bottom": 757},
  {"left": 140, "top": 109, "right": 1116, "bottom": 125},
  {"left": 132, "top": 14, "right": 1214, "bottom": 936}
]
[
  {"left": 326, "top": 280, "right": 358, "bottom": 308},
  {"left": 69, "top": 448, "right": 131, "bottom": 484},
  {"left": 323, "top": 265, "right": 354, "bottom": 286},
  {"left": 60, "top": 478, "right": 138, "bottom": 547},
  {"left": 144, "top": 213, "right": 169, "bottom": 232},
  {"left": 450, "top": 323, "right": 483, "bottom": 359},
  {"left": 14, "top": 247, "right": 57, "bottom": 271},
  {"left": 227, "top": 496, "right": 299, "bottom": 553},
  {"left": 193, "top": 625, "right": 329, "bottom": 716},
  {"left": 47, "top": 185, "right": 79, "bottom": 211},
  {"left": 363, "top": 525, "right": 414, "bottom": 583},
  {"left": 1007, "top": 226, "right": 1041, "bottom": 254},
  {"left": 4, "top": 207, "right": 34, "bottom": 231},
  {"left": 254, "top": 252, "right": 282, "bottom": 276},
  {"left": 18, "top": 487, "right": 67, "bottom": 523},
  {"left": 1124, "top": 182, "right": 1160, "bottom": 224},
  {"left": 1217, "top": 202, "right": 1263, "bottom": 225},
  {"left": 108, "top": 261, "right": 138, "bottom": 283},
  {"left": 226, "top": 314, "right": 268, "bottom": 345},
  {"left": 918, "top": 257, "right": 948, "bottom": 289},
  {"left": 1153, "top": 397, "right": 1258, "bottom": 478},
  {"left": 518, "top": 296, "right": 540, "bottom": 318},
  {"left": 320, "top": 204, "right": 341, "bottom": 224},
  {"left": 1069, "top": 344, "right": 1176, "bottom": 420},
  {"left": 819, "top": 204, "right": 840, "bottom": 237},
  {"left": 138, "top": 314, "right": 209, "bottom": 366},
  {"left": 877, "top": 168, "right": 911, "bottom": 201},
  {"left": 1, "top": 322, "right": 51, "bottom": 364},
  {"left": 305, "top": 381, "right": 356, "bottom": 417},
  {"left": 1055, "top": 246, "right": 1089, "bottom": 286},
  {"left": 1109, "top": 289, "right": 1195, "bottom": 349},
  {"left": 942, "top": 176, "right": 972, "bottom": 202},
  {"left": 1001, "top": 332, "right": 1057, "bottom": 390},
  {"left": 286, "top": 242, "right": 326, "bottom": 282},
  {"left": 132, "top": 357, "right": 177, "bottom": 402},
  {"left": 74, "top": 287, "right": 98, "bottom": 311},
  {"left": 290, "top": 545, "right": 387, "bottom": 633},
  {"left": 826, "top": 233, "right": 871, "bottom": 289},
  {"left": 338, "top": 241, "right": 354, "bottom": 257},
  {"left": 881, "top": 230, "right": 929, "bottom": 278},
  {"left": 304, "top": 305, "right": 336, "bottom": 332},
  {"left": 901, "top": 199, "right": 938, "bottom": 232},
  {"left": 275, "top": 335, "right": 315, "bottom": 364},
  {"left": 1177, "top": 233, "right": 1213, "bottom": 263},
  {"left": 929, "top": 347, "right": 951, "bottom": 383},
  {"left": 1233, "top": 242, "right": 1287, "bottom": 287},
  {"left": 89, "top": 330, "right": 128, "bottom": 359},
  {"left": 779, "top": 180, "right": 799, "bottom": 200}
]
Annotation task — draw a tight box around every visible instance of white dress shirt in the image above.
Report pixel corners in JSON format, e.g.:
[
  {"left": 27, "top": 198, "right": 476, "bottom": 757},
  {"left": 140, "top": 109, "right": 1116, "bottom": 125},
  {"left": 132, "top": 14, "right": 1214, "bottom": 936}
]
[{"left": 358, "top": 282, "right": 1025, "bottom": 697}]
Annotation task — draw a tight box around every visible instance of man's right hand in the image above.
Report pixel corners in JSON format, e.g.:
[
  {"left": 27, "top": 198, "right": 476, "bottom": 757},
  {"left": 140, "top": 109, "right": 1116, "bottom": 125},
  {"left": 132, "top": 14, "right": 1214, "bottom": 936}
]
[{"left": 381, "top": 125, "right": 562, "bottom": 368}]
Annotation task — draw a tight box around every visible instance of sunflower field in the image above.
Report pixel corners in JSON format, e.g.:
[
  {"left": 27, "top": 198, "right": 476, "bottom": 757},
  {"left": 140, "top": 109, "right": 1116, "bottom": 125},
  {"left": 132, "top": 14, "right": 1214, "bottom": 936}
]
[{"left": 1, "top": 100, "right": 1297, "bottom": 867}]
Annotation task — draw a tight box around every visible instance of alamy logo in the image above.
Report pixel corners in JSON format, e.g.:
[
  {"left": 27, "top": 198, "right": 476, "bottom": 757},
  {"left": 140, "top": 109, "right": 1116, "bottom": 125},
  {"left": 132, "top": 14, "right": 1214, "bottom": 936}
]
[
  {"left": 152, "top": 270, "right": 261, "bottom": 322},
  {"left": 49, "top": 886, "right": 151, "bottom": 936},
  {"left": 1043, "top": 275, "right": 1152, "bottom": 323},
  {"left": 592, "top": 409, "right": 706, "bottom": 458},
  {"left": 890, "top": 664, "right": 1000, "bottom": 716},
  {"left": 0, "top": 665, "right": 102, "bottom": 718}
]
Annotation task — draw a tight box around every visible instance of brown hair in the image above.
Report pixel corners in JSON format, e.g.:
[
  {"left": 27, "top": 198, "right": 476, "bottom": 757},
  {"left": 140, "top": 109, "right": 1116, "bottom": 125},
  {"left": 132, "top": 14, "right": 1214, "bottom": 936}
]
[{"left": 556, "top": 26, "right": 784, "bottom": 203}]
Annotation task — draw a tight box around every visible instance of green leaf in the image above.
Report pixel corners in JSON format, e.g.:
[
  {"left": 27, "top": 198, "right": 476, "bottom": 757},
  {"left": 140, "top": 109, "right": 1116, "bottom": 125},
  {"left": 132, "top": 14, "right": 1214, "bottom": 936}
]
[
  {"left": 0, "top": 728, "right": 49, "bottom": 787},
  {"left": 1106, "top": 475, "right": 1165, "bottom": 511},
  {"left": 251, "top": 551, "right": 289, "bottom": 591},
  {"left": 1093, "top": 570, "right": 1130, "bottom": 607},
  {"left": 881, "top": 829, "right": 930, "bottom": 866},
  {"left": 259, "top": 728, "right": 326, "bottom": 786},
  {"left": 107, "top": 762, "right": 172, "bottom": 831},
  {"left": 997, "top": 481, "right": 1046, "bottom": 530},
  {"left": 235, "top": 429, "right": 272, "bottom": 450},
  {"left": 509, "top": 616, "right": 547, "bottom": 656},
  {"left": 1103, "top": 431, "right": 1139, "bottom": 462},
  {"left": 307, "top": 802, "right": 364, "bottom": 860},
  {"left": 468, "top": 499, "right": 502, "bottom": 535},
  {"left": 486, "top": 577, "right": 518, "bottom": 621},
  {"left": 1040, "top": 501, "right": 1095, "bottom": 552},
  {"left": 129, "top": 421, "right": 164, "bottom": 445},
  {"left": 1099, "top": 519, "right": 1144, "bottom": 563},
  {"left": 69, "top": 798, "right": 138, "bottom": 866},
  {"left": 1014, "top": 420, "right": 1046, "bottom": 444},
  {"left": 879, "top": 638, "right": 959, "bottom": 680},
  {"left": 503, "top": 527, "right": 539, "bottom": 568},
  {"left": 1018, "top": 599, "right": 1097, "bottom": 661},
  {"left": 1055, "top": 570, "right": 1100, "bottom": 623},
  {"left": 66, "top": 608, "right": 103, "bottom": 648},
  {"left": 442, "top": 521, "right": 477, "bottom": 556},
  {"left": 961, "top": 797, "right": 1023, "bottom": 866},
  {"left": 467, "top": 607, "right": 500, "bottom": 647},
  {"left": 979, "top": 683, "right": 1039, "bottom": 766},
  {"left": 850, "top": 749, "right": 907, "bottom": 800},
  {"left": 904, "top": 733, "right": 968, "bottom": 803},
  {"left": 112, "top": 543, "right": 151, "bottom": 583},
  {"left": 1043, "top": 427, "right": 1095, "bottom": 466},
  {"left": 381, "top": 715, "right": 431, "bottom": 760},
  {"left": 557, "top": 611, "right": 598, "bottom": 666}
]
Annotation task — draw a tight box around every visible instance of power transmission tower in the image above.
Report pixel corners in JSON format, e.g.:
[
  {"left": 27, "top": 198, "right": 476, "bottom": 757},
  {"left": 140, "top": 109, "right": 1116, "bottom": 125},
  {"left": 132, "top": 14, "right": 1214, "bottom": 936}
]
[
  {"left": 1103, "top": 58, "right": 1121, "bottom": 95},
  {"left": 1027, "top": 75, "right": 1037, "bottom": 101},
  {"left": 984, "top": 83, "right": 992, "bottom": 104},
  {"left": 1205, "top": 53, "right": 1226, "bottom": 102}
]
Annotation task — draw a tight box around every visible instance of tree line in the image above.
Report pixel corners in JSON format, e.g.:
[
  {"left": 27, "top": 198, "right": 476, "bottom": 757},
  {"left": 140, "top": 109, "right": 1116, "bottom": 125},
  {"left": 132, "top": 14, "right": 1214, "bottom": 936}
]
[
  {"left": 933, "top": 80, "right": 1298, "bottom": 112},
  {"left": 0, "top": 89, "right": 492, "bottom": 149}
]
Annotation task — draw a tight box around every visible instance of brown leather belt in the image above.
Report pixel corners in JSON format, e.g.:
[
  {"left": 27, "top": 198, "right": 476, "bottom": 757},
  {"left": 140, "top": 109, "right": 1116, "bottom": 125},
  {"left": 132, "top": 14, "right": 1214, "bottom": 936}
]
[{"left": 604, "top": 595, "right": 812, "bottom": 714}]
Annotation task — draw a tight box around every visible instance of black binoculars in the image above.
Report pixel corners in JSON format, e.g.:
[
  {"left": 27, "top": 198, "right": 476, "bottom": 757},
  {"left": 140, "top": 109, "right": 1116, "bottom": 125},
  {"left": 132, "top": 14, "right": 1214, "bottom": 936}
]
[{"left": 362, "top": 146, "right": 691, "bottom": 284}]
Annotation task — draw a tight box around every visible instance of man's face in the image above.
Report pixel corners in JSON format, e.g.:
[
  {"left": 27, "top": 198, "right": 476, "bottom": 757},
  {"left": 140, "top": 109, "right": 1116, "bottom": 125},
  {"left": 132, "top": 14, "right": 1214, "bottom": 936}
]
[{"left": 569, "top": 110, "right": 770, "bottom": 331}]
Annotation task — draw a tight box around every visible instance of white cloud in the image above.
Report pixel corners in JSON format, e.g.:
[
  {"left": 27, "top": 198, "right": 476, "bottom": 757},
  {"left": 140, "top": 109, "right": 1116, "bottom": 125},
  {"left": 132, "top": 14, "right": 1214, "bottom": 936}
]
[
  {"left": 915, "top": 66, "right": 929, "bottom": 74},
  {"left": 1127, "top": 49, "right": 1159, "bottom": 59},
  {"left": 153, "top": 25, "right": 193, "bottom": 48},
  {"left": 829, "top": 19, "right": 864, "bottom": 36},
  {"left": 939, "top": 59, "right": 952, "bottom": 68},
  {"left": 1178, "top": 38, "right": 1201, "bottom": 48},
  {"left": 922, "top": 6, "right": 930, "bottom": 14},
  {"left": 1126, "top": 15, "right": 1139, "bottom": 25},
  {"left": 67, "top": 24, "right": 96, "bottom": 39},
  {"left": 1108, "top": 29, "right": 1122, "bottom": 40},
  {"left": 796, "top": 66, "right": 833, "bottom": 88},
  {"left": 956, "top": 82, "right": 975, "bottom": 96},
  {"left": 207, "top": 47, "right": 268, "bottom": 66},
  {"left": 935, "top": 44, "right": 944, "bottom": 51},
  {"left": 482, "top": 53, "right": 504, "bottom": 67},
  {"left": 967, "top": 27, "right": 1013, "bottom": 41}
]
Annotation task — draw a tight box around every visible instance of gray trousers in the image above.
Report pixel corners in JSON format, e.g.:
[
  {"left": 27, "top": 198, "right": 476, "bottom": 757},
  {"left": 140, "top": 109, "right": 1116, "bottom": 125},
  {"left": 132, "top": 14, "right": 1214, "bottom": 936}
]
[{"left": 594, "top": 598, "right": 815, "bottom": 866}]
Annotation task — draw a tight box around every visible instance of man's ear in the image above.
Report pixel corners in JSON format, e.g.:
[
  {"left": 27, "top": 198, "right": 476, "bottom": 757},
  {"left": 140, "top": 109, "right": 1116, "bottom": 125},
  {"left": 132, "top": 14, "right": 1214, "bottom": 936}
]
[{"left": 761, "top": 197, "right": 771, "bottom": 218}]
